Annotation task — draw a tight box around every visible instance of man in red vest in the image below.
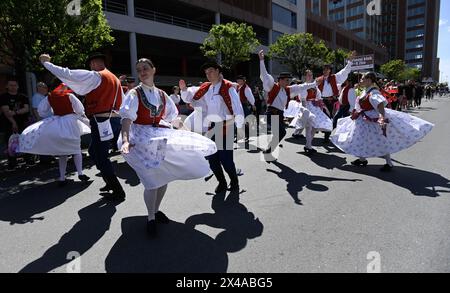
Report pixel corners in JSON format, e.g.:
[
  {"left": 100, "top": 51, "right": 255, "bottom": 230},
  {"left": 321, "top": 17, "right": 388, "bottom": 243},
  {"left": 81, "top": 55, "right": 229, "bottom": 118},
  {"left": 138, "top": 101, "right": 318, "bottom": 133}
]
[
  {"left": 39, "top": 52, "right": 125, "bottom": 201},
  {"left": 179, "top": 61, "right": 245, "bottom": 193},
  {"left": 316, "top": 51, "right": 356, "bottom": 143},
  {"left": 333, "top": 73, "right": 357, "bottom": 129},
  {"left": 235, "top": 75, "right": 256, "bottom": 143},
  {"left": 259, "top": 50, "right": 317, "bottom": 155}
]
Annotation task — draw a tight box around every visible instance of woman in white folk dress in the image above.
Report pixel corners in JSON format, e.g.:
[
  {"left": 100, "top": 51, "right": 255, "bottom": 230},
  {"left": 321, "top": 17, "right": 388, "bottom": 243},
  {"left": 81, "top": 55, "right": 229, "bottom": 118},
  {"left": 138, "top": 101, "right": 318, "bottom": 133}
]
[
  {"left": 119, "top": 58, "right": 217, "bottom": 237},
  {"left": 331, "top": 72, "right": 434, "bottom": 172},
  {"left": 19, "top": 82, "right": 91, "bottom": 186},
  {"left": 292, "top": 70, "right": 333, "bottom": 155}
]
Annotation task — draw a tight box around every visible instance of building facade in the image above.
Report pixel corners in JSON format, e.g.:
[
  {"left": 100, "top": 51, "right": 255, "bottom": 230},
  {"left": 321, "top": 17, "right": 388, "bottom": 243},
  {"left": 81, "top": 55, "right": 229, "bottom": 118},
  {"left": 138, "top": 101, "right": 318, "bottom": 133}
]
[
  {"left": 382, "top": 0, "right": 440, "bottom": 81},
  {"left": 102, "top": 0, "right": 272, "bottom": 86},
  {"left": 305, "top": 0, "right": 389, "bottom": 68}
]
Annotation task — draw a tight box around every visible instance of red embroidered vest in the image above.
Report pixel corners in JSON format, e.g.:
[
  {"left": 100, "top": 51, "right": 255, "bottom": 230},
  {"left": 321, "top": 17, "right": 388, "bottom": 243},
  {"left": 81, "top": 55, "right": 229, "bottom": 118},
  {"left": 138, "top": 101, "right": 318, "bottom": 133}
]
[
  {"left": 238, "top": 83, "right": 249, "bottom": 103},
  {"left": 317, "top": 74, "right": 339, "bottom": 97},
  {"left": 134, "top": 87, "right": 166, "bottom": 126},
  {"left": 48, "top": 94, "right": 74, "bottom": 116},
  {"left": 306, "top": 88, "right": 317, "bottom": 101},
  {"left": 85, "top": 69, "right": 123, "bottom": 116},
  {"left": 341, "top": 85, "right": 351, "bottom": 106},
  {"left": 267, "top": 83, "right": 291, "bottom": 109},
  {"left": 359, "top": 94, "right": 374, "bottom": 111},
  {"left": 193, "top": 80, "right": 234, "bottom": 115}
]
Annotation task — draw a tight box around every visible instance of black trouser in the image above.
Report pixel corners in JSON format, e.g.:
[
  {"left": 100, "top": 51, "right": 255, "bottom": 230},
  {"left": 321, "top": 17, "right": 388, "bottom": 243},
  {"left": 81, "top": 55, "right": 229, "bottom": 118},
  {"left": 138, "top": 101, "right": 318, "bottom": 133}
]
[
  {"left": 206, "top": 121, "right": 238, "bottom": 186},
  {"left": 414, "top": 95, "right": 422, "bottom": 107},
  {"left": 333, "top": 104, "right": 350, "bottom": 129},
  {"left": 88, "top": 116, "right": 124, "bottom": 193},
  {"left": 265, "top": 107, "right": 287, "bottom": 151},
  {"left": 323, "top": 97, "right": 336, "bottom": 140}
]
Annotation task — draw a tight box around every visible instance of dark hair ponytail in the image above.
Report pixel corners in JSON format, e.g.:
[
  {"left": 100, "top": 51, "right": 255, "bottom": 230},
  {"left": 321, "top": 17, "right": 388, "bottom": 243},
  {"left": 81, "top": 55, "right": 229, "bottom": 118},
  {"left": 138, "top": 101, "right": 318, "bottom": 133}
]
[{"left": 363, "top": 72, "right": 381, "bottom": 89}]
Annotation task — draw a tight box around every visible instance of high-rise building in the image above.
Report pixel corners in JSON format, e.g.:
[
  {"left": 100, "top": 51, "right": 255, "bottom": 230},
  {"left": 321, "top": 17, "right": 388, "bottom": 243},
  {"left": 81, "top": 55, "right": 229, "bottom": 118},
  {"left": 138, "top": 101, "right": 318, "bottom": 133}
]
[
  {"left": 305, "top": 0, "right": 389, "bottom": 68},
  {"left": 383, "top": 0, "right": 440, "bottom": 81}
]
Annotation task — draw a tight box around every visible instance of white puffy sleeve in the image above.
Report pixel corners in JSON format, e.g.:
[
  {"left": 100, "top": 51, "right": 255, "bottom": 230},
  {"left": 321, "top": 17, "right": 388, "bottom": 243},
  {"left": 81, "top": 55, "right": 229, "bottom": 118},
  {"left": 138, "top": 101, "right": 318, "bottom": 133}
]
[
  {"left": 260, "top": 60, "right": 275, "bottom": 92},
  {"left": 335, "top": 61, "right": 353, "bottom": 85},
  {"left": 229, "top": 87, "right": 245, "bottom": 128},
  {"left": 348, "top": 88, "right": 357, "bottom": 111},
  {"left": 69, "top": 94, "right": 85, "bottom": 116},
  {"left": 163, "top": 92, "right": 179, "bottom": 123},
  {"left": 245, "top": 86, "right": 255, "bottom": 106},
  {"left": 181, "top": 86, "right": 200, "bottom": 104},
  {"left": 43, "top": 62, "right": 101, "bottom": 96},
  {"left": 315, "top": 87, "right": 322, "bottom": 101},
  {"left": 37, "top": 97, "right": 53, "bottom": 118},
  {"left": 369, "top": 91, "right": 388, "bottom": 109},
  {"left": 119, "top": 89, "right": 139, "bottom": 122},
  {"left": 290, "top": 82, "right": 318, "bottom": 98}
]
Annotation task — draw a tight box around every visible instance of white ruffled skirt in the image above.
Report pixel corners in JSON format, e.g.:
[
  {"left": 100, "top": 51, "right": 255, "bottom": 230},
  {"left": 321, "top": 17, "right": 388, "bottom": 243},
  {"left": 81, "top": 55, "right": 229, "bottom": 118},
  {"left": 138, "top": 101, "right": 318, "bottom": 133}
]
[
  {"left": 19, "top": 114, "right": 91, "bottom": 156},
  {"left": 118, "top": 125, "right": 217, "bottom": 189},
  {"left": 331, "top": 109, "right": 434, "bottom": 158},
  {"left": 284, "top": 101, "right": 302, "bottom": 118},
  {"left": 290, "top": 101, "right": 333, "bottom": 132}
]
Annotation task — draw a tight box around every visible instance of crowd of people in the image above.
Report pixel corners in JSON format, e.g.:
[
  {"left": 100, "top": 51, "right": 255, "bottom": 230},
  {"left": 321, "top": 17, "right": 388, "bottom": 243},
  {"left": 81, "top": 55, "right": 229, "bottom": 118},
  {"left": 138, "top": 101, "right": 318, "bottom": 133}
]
[{"left": 0, "top": 50, "right": 437, "bottom": 237}]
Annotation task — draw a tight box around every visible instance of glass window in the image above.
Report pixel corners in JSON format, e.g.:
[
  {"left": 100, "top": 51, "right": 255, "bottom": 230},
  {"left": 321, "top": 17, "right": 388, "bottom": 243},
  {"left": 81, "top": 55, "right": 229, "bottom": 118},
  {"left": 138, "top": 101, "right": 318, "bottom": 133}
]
[{"left": 272, "top": 3, "right": 297, "bottom": 29}]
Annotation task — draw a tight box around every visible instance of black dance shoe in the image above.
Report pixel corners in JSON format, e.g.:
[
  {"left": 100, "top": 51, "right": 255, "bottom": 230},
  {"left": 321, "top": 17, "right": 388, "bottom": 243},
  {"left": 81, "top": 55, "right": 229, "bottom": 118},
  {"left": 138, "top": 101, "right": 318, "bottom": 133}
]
[
  {"left": 351, "top": 159, "right": 368, "bottom": 167},
  {"left": 380, "top": 164, "right": 393, "bottom": 172}
]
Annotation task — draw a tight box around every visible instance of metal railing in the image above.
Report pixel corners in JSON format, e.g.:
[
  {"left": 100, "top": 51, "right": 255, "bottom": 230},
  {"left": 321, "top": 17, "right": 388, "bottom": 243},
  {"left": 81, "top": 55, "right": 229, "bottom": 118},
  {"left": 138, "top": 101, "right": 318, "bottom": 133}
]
[
  {"left": 102, "top": 0, "right": 127, "bottom": 15},
  {"left": 134, "top": 6, "right": 212, "bottom": 33}
]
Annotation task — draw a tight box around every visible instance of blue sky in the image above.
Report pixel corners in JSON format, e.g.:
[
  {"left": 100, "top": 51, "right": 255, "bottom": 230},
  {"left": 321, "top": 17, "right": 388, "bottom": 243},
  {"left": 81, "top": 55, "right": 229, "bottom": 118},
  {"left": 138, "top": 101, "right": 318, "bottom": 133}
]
[{"left": 438, "top": 0, "right": 450, "bottom": 82}]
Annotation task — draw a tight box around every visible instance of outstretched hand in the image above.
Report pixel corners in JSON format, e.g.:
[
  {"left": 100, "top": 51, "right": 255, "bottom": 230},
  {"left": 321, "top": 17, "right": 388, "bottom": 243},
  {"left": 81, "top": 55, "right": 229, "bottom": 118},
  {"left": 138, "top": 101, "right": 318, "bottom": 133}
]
[
  {"left": 39, "top": 54, "right": 51, "bottom": 64},
  {"left": 348, "top": 51, "right": 357, "bottom": 60},
  {"left": 258, "top": 50, "right": 265, "bottom": 61}
]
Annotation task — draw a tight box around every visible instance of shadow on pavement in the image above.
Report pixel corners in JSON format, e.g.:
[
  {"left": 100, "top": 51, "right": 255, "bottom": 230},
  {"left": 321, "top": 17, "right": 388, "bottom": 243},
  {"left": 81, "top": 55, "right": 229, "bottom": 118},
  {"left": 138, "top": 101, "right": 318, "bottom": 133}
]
[
  {"left": 112, "top": 161, "right": 140, "bottom": 187},
  {"left": 19, "top": 199, "right": 120, "bottom": 273},
  {"left": 298, "top": 151, "right": 348, "bottom": 170},
  {"left": 105, "top": 216, "right": 229, "bottom": 273},
  {"left": 0, "top": 180, "right": 92, "bottom": 225},
  {"left": 338, "top": 165, "right": 450, "bottom": 197},
  {"left": 267, "top": 160, "right": 362, "bottom": 205}
]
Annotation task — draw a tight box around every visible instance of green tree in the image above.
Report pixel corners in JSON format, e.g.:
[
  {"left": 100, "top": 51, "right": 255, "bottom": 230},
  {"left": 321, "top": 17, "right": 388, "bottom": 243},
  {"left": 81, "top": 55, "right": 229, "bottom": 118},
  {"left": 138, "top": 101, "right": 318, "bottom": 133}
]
[
  {"left": 380, "top": 59, "right": 406, "bottom": 81},
  {"left": 201, "top": 22, "right": 260, "bottom": 71},
  {"left": 0, "top": 0, "right": 114, "bottom": 75},
  {"left": 399, "top": 67, "right": 421, "bottom": 82},
  {"left": 268, "top": 33, "right": 333, "bottom": 77},
  {"left": 330, "top": 48, "right": 351, "bottom": 72}
]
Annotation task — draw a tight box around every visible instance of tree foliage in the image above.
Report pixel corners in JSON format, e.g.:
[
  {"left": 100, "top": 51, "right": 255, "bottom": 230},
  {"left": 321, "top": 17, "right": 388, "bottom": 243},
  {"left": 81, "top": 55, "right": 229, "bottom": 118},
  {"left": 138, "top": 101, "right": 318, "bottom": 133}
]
[
  {"left": 268, "top": 33, "right": 342, "bottom": 77},
  {"left": 380, "top": 60, "right": 406, "bottom": 81},
  {"left": 201, "top": 22, "right": 260, "bottom": 71},
  {"left": 0, "top": 0, "right": 114, "bottom": 74}
]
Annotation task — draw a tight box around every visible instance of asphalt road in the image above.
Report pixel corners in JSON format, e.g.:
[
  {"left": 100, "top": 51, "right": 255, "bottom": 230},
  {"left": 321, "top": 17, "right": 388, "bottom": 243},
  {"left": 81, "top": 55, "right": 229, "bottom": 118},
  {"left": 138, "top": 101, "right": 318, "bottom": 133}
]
[{"left": 1, "top": 97, "right": 449, "bottom": 273}]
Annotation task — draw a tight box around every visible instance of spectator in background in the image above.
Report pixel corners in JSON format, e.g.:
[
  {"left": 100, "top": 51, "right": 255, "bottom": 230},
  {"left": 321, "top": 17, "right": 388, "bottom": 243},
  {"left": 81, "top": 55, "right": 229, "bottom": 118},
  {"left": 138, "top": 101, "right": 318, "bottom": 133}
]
[
  {"left": 0, "top": 77, "right": 33, "bottom": 170},
  {"left": 253, "top": 85, "right": 263, "bottom": 134},
  {"left": 405, "top": 80, "right": 415, "bottom": 109},
  {"left": 170, "top": 85, "right": 181, "bottom": 106},
  {"left": 31, "top": 82, "right": 48, "bottom": 121},
  {"left": 414, "top": 83, "right": 423, "bottom": 108}
]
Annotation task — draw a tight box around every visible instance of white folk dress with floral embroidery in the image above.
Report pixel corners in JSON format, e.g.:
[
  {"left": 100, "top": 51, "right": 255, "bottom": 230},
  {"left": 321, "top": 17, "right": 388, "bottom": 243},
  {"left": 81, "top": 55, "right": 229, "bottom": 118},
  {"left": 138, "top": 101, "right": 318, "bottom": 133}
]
[
  {"left": 118, "top": 83, "right": 217, "bottom": 189},
  {"left": 19, "top": 94, "right": 90, "bottom": 155},
  {"left": 331, "top": 87, "right": 434, "bottom": 158}
]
